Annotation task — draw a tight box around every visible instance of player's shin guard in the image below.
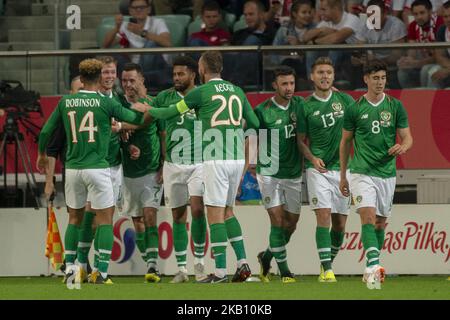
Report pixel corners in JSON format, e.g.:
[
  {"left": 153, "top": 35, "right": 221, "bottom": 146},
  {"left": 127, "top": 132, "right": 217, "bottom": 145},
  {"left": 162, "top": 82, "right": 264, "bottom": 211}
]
[
  {"left": 76, "top": 211, "right": 95, "bottom": 268},
  {"left": 270, "top": 226, "right": 290, "bottom": 275},
  {"left": 210, "top": 223, "right": 227, "bottom": 278},
  {"left": 375, "top": 228, "right": 385, "bottom": 251},
  {"left": 316, "top": 227, "right": 332, "bottom": 271},
  {"left": 64, "top": 224, "right": 80, "bottom": 266},
  {"left": 362, "top": 224, "right": 380, "bottom": 267},
  {"left": 225, "top": 216, "right": 247, "bottom": 267},
  {"left": 145, "top": 226, "right": 159, "bottom": 269},
  {"left": 191, "top": 215, "right": 206, "bottom": 262},
  {"left": 330, "top": 229, "right": 344, "bottom": 263},
  {"left": 173, "top": 222, "right": 188, "bottom": 270},
  {"left": 135, "top": 231, "right": 147, "bottom": 263},
  {"left": 96, "top": 224, "right": 113, "bottom": 278}
]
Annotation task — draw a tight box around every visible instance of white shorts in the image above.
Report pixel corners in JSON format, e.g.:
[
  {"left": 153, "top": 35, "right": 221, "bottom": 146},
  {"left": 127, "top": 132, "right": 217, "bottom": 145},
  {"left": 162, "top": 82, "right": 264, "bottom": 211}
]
[
  {"left": 203, "top": 160, "right": 245, "bottom": 207},
  {"left": 306, "top": 168, "right": 350, "bottom": 215},
  {"left": 87, "top": 164, "right": 123, "bottom": 205},
  {"left": 350, "top": 173, "right": 396, "bottom": 217},
  {"left": 122, "top": 172, "right": 163, "bottom": 217},
  {"left": 65, "top": 168, "right": 114, "bottom": 210},
  {"left": 163, "top": 161, "right": 203, "bottom": 209},
  {"left": 256, "top": 174, "right": 302, "bottom": 214}
]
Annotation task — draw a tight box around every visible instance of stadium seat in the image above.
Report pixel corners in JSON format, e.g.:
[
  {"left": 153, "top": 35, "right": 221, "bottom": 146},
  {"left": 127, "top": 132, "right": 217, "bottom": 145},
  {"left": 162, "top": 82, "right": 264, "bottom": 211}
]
[
  {"left": 187, "top": 13, "right": 236, "bottom": 36},
  {"left": 156, "top": 14, "right": 191, "bottom": 29},
  {"left": 233, "top": 16, "right": 247, "bottom": 32},
  {"left": 163, "top": 19, "right": 187, "bottom": 47}
]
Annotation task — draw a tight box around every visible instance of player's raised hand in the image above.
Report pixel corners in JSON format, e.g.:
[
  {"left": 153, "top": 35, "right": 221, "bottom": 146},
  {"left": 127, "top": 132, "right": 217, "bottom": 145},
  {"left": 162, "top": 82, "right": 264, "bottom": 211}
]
[
  {"left": 339, "top": 177, "right": 350, "bottom": 197},
  {"left": 312, "top": 157, "right": 327, "bottom": 173},
  {"left": 111, "top": 119, "right": 122, "bottom": 133},
  {"left": 131, "top": 102, "right": 151, "bottom": 113},
  {"left": 129, "top": 144, "right": 140, "bottom": 160},
  {"left": 388, "top": 143, "right": 407, "bottom": 156},
  {"left": 36, "top": 153, "right": 48, "bottom": 174}
]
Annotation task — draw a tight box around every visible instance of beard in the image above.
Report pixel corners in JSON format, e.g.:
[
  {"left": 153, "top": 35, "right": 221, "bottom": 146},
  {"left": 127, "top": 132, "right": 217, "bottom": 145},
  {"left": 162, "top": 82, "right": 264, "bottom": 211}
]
[{"left": 174, "top": 82, "right": 189, "bottom": 92}]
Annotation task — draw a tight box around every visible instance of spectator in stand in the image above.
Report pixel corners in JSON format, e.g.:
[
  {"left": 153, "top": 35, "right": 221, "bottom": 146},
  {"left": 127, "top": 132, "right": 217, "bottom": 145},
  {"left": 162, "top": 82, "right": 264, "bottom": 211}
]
[
  {"left": 103, "top": 0, "right": 172, "bottom": 87},
  {"left": 352, "top": 0, "right": 406, "bottom": 88},
  {"left": 303, "top": 0, "right": 363, "bottom": 83},
  {"left": 429, "top": 1, "right": 450, "bottom": 87},
  {"left": 187, "top": 1, "right": 231, "bottom": 46},
  {"left": 401, "top": 0, "right": 445, "bottom": 25},
  {"left": 272, "top": 0, "right": 316, "bottom": 84},
  {"left": 264, "top": 0, "right": 295, "bottom": 27},
  {"left": 397, "top": 0, "right": 444, "bottom": 88},
  {"left": 225, "top": 0, "right": 277, "bottom": 86}
]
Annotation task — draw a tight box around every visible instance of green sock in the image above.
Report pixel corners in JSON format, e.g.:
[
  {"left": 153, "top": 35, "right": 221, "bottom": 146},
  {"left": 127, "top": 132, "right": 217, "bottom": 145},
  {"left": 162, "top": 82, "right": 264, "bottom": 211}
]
[
  {"left": 362, "top": 224, "right": 380, "bottom": 267},
  {"left": 284, "top": 229, "right": 293, "bottom": 244},
  {"left": 145, "top": 226, "right": 159, "bottom": 269},
  {"left": 64, "top": 224, "right": 79, "bottom": 265},
  {"left": 191, "top": 215, "right": 207, "bottom": 260},
  {"left": 76, "top": 211, "right": 95, "bottom": 266},
  {"left": 210, "top": 223, "right": 227, "bottom": 276},
  {"left": 225, "top": 216, "right": 247, "bottom": 264},
  {"left": 173, "top": 222, "right": 188, "bottom": 268},
  {"left": 135, "top": 231, "right": 146, "bottom": 263},
  {"left": 375, "top": 228, "right": 385, "bottom": 251},
  {"left": 93, "top": 228, "right": 99, "bottom": 270},
  {"left": 330, "top": 229, "right": 344, "bottom": 263},
  {"left": 316, "top": 227, "right": 332, "bottom": 271},
  {"left": 97, "top": 224, "right": 113, "bottom": 278},
  {"left": 270, "top": 226, "right": 290, "bottom": 276}
]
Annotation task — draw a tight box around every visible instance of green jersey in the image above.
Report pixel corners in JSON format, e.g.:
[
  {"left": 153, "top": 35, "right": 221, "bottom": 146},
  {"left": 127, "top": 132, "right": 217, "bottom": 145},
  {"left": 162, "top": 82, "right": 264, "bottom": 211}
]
[
  {"left": 102, "top": 92, "right": 122, "bottom": 167},
  {"left": 152, "top": 87, "right": 200, "bottom": 164},
  {"left": 343, "top": 94, "right": 409, "bottom": 178},
  {"left": 176, "top": 78, "right": 260, "bottom": 161},
  {"left": 119, "top": 95, "right": 162, "bottom": 178},
  {"left": 298, "top": 91, "right": 354, "bottom": 170},
  {"left": 38, "top": 90, "right": 143, "bottom": 170},
  {"left": 255, "top": 96, "right": 303, "bottom": 179}
]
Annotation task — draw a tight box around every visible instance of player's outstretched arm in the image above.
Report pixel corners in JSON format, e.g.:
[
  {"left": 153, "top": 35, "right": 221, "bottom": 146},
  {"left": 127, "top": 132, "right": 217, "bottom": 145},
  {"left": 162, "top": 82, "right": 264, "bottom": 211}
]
[
  {"left": 388, "top": 127, "right": 413, "bottom": 156},
  {"left": 242, "top": 100, "right": 260, "bottom": 129},
  {"left": 339, "top": 129, "right": 353, "bottom": 197},
  {"left": 148, "top": 100, "right": 189, "bottom": 120}
]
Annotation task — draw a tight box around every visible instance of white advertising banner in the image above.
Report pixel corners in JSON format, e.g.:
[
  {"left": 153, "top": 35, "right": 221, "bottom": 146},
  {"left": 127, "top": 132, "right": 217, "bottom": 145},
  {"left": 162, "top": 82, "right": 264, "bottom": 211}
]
[{"left": 0, "top": 205, "right": 449, "bottom": 276}]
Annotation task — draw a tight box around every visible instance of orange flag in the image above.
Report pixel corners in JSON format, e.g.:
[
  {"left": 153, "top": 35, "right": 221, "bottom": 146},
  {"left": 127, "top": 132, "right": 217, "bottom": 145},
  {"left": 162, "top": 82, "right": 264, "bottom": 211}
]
[{"left": 45, "top": 206, "right": 64, "bottom": 271}]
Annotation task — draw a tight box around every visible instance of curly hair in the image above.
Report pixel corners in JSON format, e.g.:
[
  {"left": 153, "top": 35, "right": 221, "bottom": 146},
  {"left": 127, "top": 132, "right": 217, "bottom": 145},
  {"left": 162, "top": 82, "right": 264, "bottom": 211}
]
[{"left": 79, "top": 59, "right": 103, "bottom": 82}]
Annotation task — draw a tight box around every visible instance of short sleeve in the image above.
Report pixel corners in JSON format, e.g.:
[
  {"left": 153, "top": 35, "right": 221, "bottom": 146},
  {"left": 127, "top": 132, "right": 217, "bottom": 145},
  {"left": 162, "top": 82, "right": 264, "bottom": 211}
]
[
  {"left": 295, "top": 99, "right": 307, "bottom": 134},
  {"left": 183, "top": 86, "right": 202, "bottom": 111},
  {"left": 343, "top": 102, "right": 356, "bottom": 131},
  {"left": 396, "top": 101, "right": 409, "bottom": 129}
]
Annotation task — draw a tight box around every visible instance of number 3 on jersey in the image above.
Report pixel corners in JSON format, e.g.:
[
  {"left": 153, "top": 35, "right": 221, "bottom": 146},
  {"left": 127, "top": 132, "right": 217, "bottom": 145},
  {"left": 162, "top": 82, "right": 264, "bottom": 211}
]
[
  {"left": 67, "top": 111, "right": 98, "bottom": 143},
  {"left": 211, "top": 94, "right": 243, "bottom": 127}
]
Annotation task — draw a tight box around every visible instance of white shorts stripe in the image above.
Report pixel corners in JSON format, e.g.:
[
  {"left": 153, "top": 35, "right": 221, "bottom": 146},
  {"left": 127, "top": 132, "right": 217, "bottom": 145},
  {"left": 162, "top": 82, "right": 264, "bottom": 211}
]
[
  {"left": 175, "top": 251, "right": 187, "bottom": 256},
  {"left": 318, "top": 248, "right": 331, "bottom": 253}
]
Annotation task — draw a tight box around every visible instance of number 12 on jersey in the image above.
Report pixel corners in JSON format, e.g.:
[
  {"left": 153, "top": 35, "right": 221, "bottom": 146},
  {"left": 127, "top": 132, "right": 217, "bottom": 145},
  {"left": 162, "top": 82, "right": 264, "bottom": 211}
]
[{"left": 67, "top": 111, "right": 98, "bottom": 143}]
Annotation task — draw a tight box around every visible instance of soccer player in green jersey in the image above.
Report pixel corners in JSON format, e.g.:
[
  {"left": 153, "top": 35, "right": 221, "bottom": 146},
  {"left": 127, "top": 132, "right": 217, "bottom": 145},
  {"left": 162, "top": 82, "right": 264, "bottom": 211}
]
[
  {"left": 254, "top": 66, "right": 303, "bottom": 284},
  {"left": 340, "top": 60, "right": 413, "bottom": 289},
  {"left": 135, "top": 51, "right": 260, "bottom": 283},
  {"left": 118, "top": 63, "right": 164, "bottom": 283},
  {"left": 297, "top": 57, "right": 354, "bottom": 283},
  {"left": 37, "top": 59, "right": 149, "bottom": 285},
  {"left": 152, "top": 56, "right": 208, "bottom": 283}
]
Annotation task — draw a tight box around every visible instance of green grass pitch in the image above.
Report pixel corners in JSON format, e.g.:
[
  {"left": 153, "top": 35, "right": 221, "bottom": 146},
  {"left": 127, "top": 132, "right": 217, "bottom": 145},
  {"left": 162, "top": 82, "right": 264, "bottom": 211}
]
[{"left": 0, "top": 275, "right": 448, "bottom": 300}]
